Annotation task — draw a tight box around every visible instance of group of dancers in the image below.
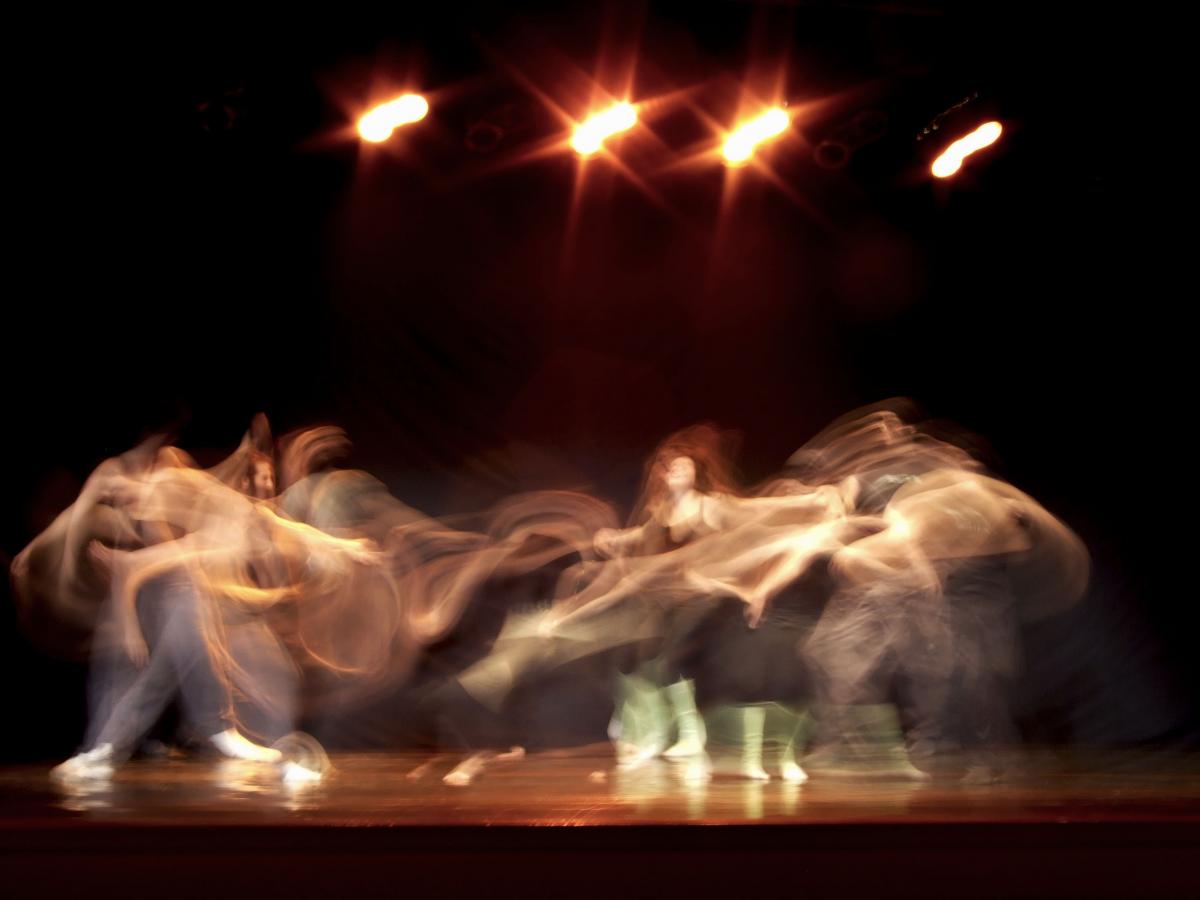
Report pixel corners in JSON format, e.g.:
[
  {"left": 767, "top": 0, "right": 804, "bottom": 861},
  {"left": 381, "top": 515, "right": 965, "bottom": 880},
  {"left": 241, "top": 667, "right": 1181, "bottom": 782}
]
[{"left": 10, "top": 401, "right": 1089, "bottom": 786}]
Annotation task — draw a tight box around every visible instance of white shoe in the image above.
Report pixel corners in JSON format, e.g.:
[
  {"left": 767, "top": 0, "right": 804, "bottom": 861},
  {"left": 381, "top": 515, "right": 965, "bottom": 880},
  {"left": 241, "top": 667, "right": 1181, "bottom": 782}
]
[
  {"left": 443, "top": 752, "right": 488, "bottom": 787},
  {"left": 209, "top": 729, "right": 283, "bottom": 763},
  {"left": 282, "top": 761, "right": 322, "bottom": 784},
  {"left": 51, "top": 744, "right": 115, "bottom": 781}
]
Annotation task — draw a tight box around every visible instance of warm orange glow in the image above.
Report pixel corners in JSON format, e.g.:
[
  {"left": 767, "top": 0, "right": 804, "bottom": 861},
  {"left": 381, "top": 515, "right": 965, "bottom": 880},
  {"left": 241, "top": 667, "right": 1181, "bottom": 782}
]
[
  {"left": 17, "top": 400, "right": 1090, "bottom": 787},
  {"left": 931, "top": 120, "right": 1003, "bottom": 178},
  {"left": 722, "top": 107, "right": 790, "bottom": 166},
  {"left": 570, "top": 102, "right": 638, "bottom": 156},
  {"left": 357, "top": 94, "right": 430, "bottom": 143}
]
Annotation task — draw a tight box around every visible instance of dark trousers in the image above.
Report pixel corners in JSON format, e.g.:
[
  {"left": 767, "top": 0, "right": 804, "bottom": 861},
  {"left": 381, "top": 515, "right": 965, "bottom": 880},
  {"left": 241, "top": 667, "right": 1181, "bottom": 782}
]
[{"left": 86, "top": 576, "right": 234, "bottom": 761}]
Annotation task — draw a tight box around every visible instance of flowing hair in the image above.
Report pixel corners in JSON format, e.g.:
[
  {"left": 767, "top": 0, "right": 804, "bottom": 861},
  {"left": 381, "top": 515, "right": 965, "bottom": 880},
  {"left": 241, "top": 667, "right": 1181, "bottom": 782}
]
[{"left": 628, "top": 423, "right": 744, "bottom": 526}]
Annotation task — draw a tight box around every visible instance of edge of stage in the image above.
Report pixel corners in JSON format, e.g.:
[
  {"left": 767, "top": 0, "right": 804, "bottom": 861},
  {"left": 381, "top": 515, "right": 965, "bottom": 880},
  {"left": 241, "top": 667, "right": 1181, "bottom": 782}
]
[{"left": 3, "top": 746, "right": 1200, "bottom": 898}]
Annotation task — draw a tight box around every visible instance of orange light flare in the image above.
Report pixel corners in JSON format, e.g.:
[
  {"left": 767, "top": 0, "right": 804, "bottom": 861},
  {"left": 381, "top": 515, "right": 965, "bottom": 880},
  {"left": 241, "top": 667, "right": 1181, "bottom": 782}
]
[
  {"left": 722, "top": 107, "right": 791, "bottom": 166},
  {"left": 931, "top": 120, "right": 1003, "bottom": 178},
  {"left": 357, "top": 94, "right": 430, "bottom": 144},
  {"left": 570, "top": 102, "right": 639, "bottom": 157}
]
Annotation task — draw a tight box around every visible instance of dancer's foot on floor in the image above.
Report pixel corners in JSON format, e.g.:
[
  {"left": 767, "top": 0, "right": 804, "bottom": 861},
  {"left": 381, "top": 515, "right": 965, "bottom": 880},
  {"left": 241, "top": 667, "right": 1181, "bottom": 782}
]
[
  {"left": 781, "top": 761, "right": 809, "bottom": 783},
  {"left": 443, "top": 752, "right": 491, "bottom": 786},
  {"left": 282, "top": 761, "right": 322, "bottom": 784},
  {"left": 51, "top": 744, "right": 115, "bottom": 781},
  {"left": 210, "top": 729, "right": 282, "bottom": 763}
]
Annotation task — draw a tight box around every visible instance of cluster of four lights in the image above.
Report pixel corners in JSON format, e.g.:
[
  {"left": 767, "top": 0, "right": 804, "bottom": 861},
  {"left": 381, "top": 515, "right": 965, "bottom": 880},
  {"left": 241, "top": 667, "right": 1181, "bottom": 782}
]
[{"left": 359, "top": 95, "right": 1002, "bottom": 177}]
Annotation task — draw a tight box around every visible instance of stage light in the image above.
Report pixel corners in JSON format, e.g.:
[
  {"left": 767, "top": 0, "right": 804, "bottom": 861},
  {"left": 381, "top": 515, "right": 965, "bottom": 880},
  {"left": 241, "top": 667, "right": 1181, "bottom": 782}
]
[
  {"left": 570, "top": 102, "right": 638, "bottom": 157},
  {"left": 722, "top": 107, "right": 790, "bottom": 166},
  {"left": 931, "top": 120, "right": 1002, "bottom": 178},
  {"left": 358, "top": 94, "right": 430, "bottom": 143}
]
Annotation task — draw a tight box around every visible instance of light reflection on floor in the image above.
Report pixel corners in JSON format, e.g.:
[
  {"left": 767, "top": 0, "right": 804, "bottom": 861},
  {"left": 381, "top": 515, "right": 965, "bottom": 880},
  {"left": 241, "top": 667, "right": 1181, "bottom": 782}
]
[{"left": 3, "top": 746, "right": 1199, "bottom": 827}]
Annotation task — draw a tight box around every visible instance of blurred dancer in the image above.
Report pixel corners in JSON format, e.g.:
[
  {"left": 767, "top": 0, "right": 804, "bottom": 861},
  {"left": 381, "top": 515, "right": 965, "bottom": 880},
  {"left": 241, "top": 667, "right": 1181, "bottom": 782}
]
[{"left": 43, "top": 422, "right": 378, "bottom": 780}]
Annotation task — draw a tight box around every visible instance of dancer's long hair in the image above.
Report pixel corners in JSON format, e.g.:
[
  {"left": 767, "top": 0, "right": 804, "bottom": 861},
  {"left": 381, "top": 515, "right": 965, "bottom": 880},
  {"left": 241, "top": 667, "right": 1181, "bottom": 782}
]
[{"left": 629, "top": 423, "right": 744, "bottom": 526}]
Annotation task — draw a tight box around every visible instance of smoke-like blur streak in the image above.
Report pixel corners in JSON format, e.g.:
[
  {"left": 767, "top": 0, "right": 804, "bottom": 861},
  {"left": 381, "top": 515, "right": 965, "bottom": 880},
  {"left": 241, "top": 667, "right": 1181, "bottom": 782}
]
[
  {"left": 9, "top": 436, "right": 156, "bottom": 657},
  {"left": 14, "top": 401, "right": 1091, "bottom": 782},
  {"left": 11, "top": 414, "right": 275, "bottom": 658},
  {"left": 789, "top": 401, "right": 1090, "bottom": 774},
  {"left": 451, "top": 404, "right": 1090, "bottom": 779},
  {"left": 285, "top": 470, "right": 620, "bottom": 714},
  {"left": 787, "top": 401, "right": 1089, "bottom": 621},
  {"left": 287, "top": 438, "right": 618, "bottom": 690},
  {"left": 14, "top": 415, "right": 626, "bottom": 769}
]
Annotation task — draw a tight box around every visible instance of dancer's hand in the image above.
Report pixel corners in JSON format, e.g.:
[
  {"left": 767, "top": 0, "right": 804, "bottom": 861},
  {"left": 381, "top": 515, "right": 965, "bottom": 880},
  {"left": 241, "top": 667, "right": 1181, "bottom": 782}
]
[
  {"left": 744, "top": 598, "right": 765, "bottom": 629},
  {"left": 537, "top": 612, "right": 561, "bottom": 638},
  {"left": 594, "top": 528, "right": 621, "bottom": 558},
  {"left": 123, "top": 626, "right": 148, "bottom": 668}
]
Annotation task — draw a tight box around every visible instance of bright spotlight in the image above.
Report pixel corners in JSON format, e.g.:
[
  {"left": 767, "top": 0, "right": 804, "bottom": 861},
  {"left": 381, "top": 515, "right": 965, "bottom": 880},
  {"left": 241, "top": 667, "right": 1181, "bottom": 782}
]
[
  {"left": 722, "top": 107, "right": 790, "bottom": 166},
  {"left": 931, "top": 120, "right": 1003, "bottom": 178},
  {"left": 358, "top": 94, "right": 430, "bottom": 144},
  {"left": 571, "top": 102, "right": 638, "bottom": 157}
]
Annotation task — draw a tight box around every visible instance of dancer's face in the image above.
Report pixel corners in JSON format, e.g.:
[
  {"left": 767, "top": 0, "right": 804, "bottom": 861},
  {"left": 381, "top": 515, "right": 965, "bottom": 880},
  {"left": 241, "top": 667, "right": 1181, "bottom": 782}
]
[
  {"left": 665, "top": 456, "right": 696, "bottom": 494},
  {"left": 247, "top": 460, "right": 276, "bottom": 499},
  {"left": 104, "top": 473, "right": 145, "bottom": 510}
]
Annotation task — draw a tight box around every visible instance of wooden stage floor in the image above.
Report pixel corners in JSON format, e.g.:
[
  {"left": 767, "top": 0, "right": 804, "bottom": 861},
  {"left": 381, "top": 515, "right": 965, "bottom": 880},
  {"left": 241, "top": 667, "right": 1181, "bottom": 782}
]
[{"left": 3, "top": 746, "right": 1200, "bottom": 898}]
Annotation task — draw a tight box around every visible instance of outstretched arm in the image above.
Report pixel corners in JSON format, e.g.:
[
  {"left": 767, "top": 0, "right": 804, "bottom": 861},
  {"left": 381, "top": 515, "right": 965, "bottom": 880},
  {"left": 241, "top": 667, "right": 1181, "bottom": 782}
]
[
  {"left": 89, "top": 534, "right": 229, "bottom": 666},
  {"left": 593, "top": 523, "right": 648, "bottom": 558},
  {"left": 256, "top": 504, "right": 381, "bottom": 565}
]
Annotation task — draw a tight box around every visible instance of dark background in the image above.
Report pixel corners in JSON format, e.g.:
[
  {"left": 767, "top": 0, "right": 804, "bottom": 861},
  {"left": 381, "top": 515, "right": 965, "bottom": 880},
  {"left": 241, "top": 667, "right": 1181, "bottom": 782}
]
[{"left": 2, "top": 2, "right": 1188, "bottom": 762}]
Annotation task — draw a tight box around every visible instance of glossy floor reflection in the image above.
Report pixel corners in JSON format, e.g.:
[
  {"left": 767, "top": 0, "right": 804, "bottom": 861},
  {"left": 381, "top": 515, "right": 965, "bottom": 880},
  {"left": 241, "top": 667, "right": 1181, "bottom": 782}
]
[{"left": 4, "top": 745, "right": 1200, "bottom": 827}]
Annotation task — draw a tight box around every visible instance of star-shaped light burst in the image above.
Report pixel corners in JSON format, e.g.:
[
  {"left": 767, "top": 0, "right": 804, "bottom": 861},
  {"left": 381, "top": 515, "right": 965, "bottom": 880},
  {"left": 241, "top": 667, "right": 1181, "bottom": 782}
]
[{"left": 722, "top": 106, "right": 790, "bottom": 166}]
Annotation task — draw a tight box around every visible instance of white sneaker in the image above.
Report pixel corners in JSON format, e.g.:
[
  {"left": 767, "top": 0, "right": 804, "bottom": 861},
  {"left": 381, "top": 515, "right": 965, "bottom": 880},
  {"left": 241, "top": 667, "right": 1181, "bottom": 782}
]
[
  {"left": 209, "top": 729, "right": 283, "bottom": 763},
  {"left": 443, "top": 752, "right": 489, "bottom": 786},
  {"left": 51, "top": 743, "right": 115, "bottom": 781},
  {"left": 282, "top": 761, "right": 322, "bottom": 784}
]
